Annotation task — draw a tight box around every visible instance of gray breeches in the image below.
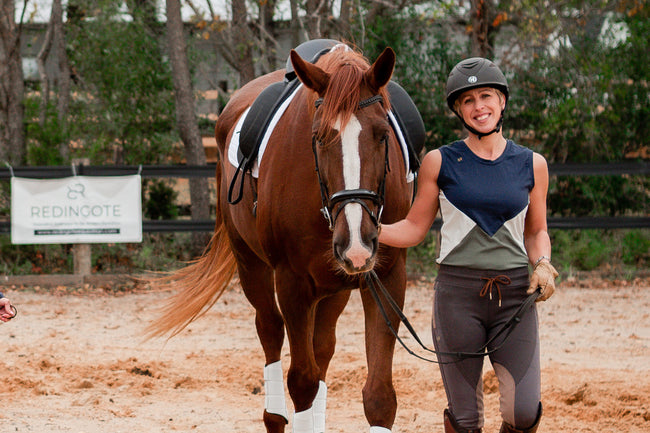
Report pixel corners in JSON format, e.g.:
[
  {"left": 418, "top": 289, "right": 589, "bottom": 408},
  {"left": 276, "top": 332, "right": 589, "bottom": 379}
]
[{"left": 432, "top": 265, "right": 541, "bottom": 430}]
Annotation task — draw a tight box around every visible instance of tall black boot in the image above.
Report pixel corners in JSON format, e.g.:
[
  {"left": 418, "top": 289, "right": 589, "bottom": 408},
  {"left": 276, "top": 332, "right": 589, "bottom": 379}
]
[
  {"left": 499, "top": 403, "right": 542, "bottom": 433},
  {"left": 444, "top": 409, "right": 482, "bottom": 433}
]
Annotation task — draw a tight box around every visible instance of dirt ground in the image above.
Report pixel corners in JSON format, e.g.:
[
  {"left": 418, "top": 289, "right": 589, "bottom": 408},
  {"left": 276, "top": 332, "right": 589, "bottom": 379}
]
[{"left": 1, "top": 275, "right": 649, "bottom": 433}]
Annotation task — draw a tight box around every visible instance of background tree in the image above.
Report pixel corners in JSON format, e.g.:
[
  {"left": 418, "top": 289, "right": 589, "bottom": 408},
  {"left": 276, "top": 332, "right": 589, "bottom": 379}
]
[
  {"left": 36, "top": 0, "right": 71, "bottom": 161},
  {"left": 1, "top": 0, "right": 646, "bottom": 273},
  {"left": 0, "top": 0, "right": 26, "bottom": 165},
  {"left": 63, "top": 0, "right": 178, "bottom": 165},
  {"left": 166, "top": 0, "right": 211, "bottom": 253}
]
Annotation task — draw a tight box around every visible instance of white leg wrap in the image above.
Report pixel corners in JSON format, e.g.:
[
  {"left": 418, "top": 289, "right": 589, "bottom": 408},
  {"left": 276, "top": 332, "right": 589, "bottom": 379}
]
[
  {"left": 264, "top": 361, "right": 289, "bottom": 421},
  {"left": 313, "top": 381, "right": 327, "bottom": 433},
  {"left": 293, "top": 407, "right": 314, "bottom": 433},
  {"left": 369, "top": 427, "right": 392, "bottom": 433}
]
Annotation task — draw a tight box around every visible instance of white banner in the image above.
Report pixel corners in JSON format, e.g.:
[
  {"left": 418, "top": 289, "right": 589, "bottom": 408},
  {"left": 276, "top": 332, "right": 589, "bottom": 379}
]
[{"left": 11, "top": 175, "right": 142, "bottom": 244}]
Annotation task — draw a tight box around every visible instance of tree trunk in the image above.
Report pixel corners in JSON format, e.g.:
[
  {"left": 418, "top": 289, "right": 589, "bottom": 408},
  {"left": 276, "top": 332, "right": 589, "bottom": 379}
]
[
  {"left": 231, "top": 0, "right": 256, "bottom": 85},
  {"left": 52, "top": 0, "right": 71, "bottom": 160},
  {"left": 0, "top": 0, "right": 26, "bottom": 165},
  {"left": 469, "top": 0, "right": 494, "bottom": 58},
  {"left": 304, "top": 0, "right": 324, "bottom": 39},
  {"left": 257, "top": 0, "right": 277, "bottom": 75},
  {"left": 289, "top": 0, "right": 303, "bottom": 46},
  {"left": 166, "top": 0, "right": 211, "bottom": 254},
  {"left": 338, "top": 0, "right": 352, "bottom": 39},
  {"left": 37, "top": 7, "right": 54, "bottom": 127}
]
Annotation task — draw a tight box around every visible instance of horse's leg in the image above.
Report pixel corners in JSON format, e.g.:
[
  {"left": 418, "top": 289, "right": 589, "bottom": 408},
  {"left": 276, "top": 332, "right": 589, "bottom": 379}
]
[
  {"left": 274, "top": 268, "right": 323, "bottom": 433},
  {"left": 233, "top": 245, "right": 288, "bottom": 433},
  {"left": 358, "top": 266, "right": 407, "bottom": 432},
  {"left": 311, "top": 291, "right": 351, "bottom": 431}
]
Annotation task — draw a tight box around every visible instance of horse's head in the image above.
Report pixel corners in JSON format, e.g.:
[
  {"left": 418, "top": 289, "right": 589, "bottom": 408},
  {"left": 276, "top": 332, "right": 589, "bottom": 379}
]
[{"left": 290, "top": 45, "right": 396, "bottom": 275}]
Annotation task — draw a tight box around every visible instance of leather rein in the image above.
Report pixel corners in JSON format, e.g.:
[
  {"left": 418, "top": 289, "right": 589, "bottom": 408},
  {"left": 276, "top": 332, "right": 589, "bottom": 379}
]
[{"left": 363, "top": 270, "right": 541, "bottom": 364}]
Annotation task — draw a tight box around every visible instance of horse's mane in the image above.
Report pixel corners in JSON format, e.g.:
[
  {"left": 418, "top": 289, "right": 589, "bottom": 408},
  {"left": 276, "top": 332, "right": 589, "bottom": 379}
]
[{"left": 314, "top": 46, "right": 391, "bottom": 140}]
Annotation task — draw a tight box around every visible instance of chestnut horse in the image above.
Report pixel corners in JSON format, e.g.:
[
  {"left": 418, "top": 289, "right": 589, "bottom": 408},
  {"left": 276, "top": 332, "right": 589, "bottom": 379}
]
[{"left": 147, "top": 44, "right": 411, "bottom": 433}]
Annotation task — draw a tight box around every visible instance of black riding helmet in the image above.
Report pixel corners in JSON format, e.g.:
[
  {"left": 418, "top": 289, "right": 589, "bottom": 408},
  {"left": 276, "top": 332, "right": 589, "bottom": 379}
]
[{"left": 446, "top": 57, "right": 509, "bottom": 139}]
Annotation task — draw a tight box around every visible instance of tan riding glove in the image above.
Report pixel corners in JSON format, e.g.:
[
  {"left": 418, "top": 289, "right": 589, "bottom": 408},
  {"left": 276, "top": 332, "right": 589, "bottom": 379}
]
[{"left": 528, "top": 259, "right": 559, "bottom": 302}]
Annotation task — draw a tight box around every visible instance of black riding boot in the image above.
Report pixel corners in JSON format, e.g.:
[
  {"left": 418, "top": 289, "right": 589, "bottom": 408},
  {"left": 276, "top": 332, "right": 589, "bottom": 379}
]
[
  {"left": 499, "top": 403, "right": 542, "bottom": 433},
  {"left": 443, "top": 409, "right": 483, "bottom": 433}
]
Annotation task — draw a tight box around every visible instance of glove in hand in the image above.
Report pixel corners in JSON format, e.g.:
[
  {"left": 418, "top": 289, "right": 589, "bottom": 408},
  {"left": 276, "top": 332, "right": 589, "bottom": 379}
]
[{"left": 528, "top": 260, "right": 559, "bottom": 302}]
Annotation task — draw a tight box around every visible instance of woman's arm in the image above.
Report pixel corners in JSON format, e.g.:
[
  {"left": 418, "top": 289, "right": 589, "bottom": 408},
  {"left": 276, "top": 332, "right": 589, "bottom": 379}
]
[
  {"left": 379, "top": 149, "right": 442, "bottom": 248},
  {"left": 524, "top": 152, "right": 552, "bottom": 263},
  {"left": 525, "top": 152, "right": 558, "bottom": 301}
]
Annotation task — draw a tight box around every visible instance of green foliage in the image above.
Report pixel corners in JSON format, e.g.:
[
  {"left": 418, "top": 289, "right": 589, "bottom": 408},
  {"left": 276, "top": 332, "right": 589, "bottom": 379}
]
[
  {"left": 550, "top": 229, "right": 650, "bottom": 273},
  {"left": 24, "top": 97, "right": 68, "bottom": 166},
  {"left": 64, "top": 0, "right": 179, "bottom": 165},
  {"left": 0, "top": 239, "right": 73, "bottom": 274},
  {"left": 551, "top": 229, "right": 615, "bottom": 271},
  {"left": 144, "top": 180, "right": 179, "bottom": 220},
  {"left": 0, "top": 233, "right": 198, "bottom": 275},
  {"left": 620, "top": 230, "right": 650, "bottom": 266},
  {"left": 549, "top": 175, "right": 648, "bottom": 217},
  {"left": 504, "top": 2, "right": 649, "bottom": 218},
  {"left": 197, "top": 116, "right": 216, "bottom": 137},
  {"left": 90, "top": 234, "right": 196, "bottom": 273},
  {"left": 348, "top": 3, "right": 464, "bottom": 151}
]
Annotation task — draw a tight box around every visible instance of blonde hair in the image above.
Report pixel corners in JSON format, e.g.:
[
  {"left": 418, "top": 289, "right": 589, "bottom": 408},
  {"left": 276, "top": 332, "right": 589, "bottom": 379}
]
[{"left": 453, "top": 87, "right": 505, "bottom": 114}]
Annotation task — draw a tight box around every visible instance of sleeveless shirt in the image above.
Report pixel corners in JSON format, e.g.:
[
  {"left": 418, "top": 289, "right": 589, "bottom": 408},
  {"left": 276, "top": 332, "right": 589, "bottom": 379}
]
[{"left": 436, "top": 140, "right": 534, "bottom": 270}]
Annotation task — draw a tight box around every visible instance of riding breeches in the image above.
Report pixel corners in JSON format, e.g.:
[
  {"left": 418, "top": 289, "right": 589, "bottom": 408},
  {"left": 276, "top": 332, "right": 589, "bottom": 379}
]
[{"left": 431, "top": 265, "right": 541, "bottom": 430}]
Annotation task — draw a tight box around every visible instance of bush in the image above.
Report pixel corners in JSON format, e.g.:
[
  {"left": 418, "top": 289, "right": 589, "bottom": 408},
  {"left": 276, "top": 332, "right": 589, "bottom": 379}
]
[
  {"left": 550, "top": 228, "right": 650, "bottom": 275},
  {"left": 0, "top": 233, "right": 200, "bottom": 275}
]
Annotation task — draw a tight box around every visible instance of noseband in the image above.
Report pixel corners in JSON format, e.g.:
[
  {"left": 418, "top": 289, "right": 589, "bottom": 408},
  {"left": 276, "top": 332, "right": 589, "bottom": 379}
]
[{"left": 312, "top": 95, "right": 389, "bottom": 231}]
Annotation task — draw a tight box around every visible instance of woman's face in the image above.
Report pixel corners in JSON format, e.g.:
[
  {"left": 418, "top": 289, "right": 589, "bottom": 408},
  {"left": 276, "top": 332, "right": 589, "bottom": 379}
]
[{"left": 456, "top": 87, "right": 505, "bottom": 134}]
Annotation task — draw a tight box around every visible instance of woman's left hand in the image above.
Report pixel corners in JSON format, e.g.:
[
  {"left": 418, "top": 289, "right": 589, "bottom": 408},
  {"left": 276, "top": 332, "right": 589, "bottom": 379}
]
[{"left": 528, "top": 261, "right": 559, "bottom": 302}]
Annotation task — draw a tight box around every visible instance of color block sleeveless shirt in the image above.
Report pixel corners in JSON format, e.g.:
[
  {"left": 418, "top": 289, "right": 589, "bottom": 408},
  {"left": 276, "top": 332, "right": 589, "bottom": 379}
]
[{"left": 436, "top": 140, "right": 534, "bottom": 270}]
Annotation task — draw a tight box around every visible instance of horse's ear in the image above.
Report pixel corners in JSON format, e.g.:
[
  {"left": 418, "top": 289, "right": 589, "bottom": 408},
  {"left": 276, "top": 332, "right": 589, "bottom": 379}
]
[
  {"left": 290, "top": 50, "right": 330, "bottom": 95},
  {"left": 366, "top": 47, "right": 395, "bottom": 92}
]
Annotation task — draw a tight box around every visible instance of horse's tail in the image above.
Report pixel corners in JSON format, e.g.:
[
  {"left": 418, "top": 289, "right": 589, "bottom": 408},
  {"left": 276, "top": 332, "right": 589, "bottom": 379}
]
[{"left": 145, "top": 164, "right": 237, "bottom": 339}]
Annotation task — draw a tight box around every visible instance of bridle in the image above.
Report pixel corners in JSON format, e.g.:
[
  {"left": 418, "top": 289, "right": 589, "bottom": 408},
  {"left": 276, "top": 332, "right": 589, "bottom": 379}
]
[{"left": 311, "top": 94, "right": 389, "bottom": 231}]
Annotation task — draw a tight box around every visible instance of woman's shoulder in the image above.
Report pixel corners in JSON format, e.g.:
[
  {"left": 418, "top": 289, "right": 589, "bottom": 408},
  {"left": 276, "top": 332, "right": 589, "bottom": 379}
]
[
  {"left": 419, "top": 148, "right": 443, "bottom": 181},
  {"left": 422, "top": 148, "right": 443, "bottom": 167}
]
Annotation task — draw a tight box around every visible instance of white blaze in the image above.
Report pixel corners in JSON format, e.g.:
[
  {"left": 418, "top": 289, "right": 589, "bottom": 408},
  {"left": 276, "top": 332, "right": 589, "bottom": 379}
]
[{"left": 334, "top": 115, "right": 372, "bottom": 269}]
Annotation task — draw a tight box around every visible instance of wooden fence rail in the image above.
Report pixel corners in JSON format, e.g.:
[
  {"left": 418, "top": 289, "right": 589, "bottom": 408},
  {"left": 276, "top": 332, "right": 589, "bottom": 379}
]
[{"left": 1, "top": 162, "right": 648, "bottom": 233}]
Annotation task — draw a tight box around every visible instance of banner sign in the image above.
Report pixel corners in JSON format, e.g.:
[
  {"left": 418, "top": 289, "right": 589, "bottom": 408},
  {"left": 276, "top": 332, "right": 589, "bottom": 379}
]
[{"left": 11, "top": 175, "right": 142, "bottom": 244}]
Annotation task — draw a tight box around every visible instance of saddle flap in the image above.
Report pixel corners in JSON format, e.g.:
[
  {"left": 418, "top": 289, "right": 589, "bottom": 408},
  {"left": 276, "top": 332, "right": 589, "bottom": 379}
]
[
  {"left": 387, "top": 81, "right": 426, "bottom": 173},
  {"left": 238, "top": 81, "right": 287, "bottom": 169}
]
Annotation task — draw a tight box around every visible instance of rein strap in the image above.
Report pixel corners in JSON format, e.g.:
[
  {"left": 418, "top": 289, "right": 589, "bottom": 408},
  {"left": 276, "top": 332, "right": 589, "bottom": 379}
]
[{"left": 364, "top": 270, "right": 540, "bottom": 364}]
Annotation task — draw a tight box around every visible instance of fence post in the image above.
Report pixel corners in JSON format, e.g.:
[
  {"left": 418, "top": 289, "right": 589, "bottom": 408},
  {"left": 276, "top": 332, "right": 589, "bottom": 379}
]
[{"left": 72, "top": 158, "right": 92, "bottom": 277}]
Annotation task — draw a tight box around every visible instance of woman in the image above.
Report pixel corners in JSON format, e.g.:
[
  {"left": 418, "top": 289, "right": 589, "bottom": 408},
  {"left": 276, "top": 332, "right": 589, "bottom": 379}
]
[
  {"left": 379, "top": 57, "right": 558, "bottom": 433},
  {"left": 0, "top": 292, "right": 16, "bottom": 322}
]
